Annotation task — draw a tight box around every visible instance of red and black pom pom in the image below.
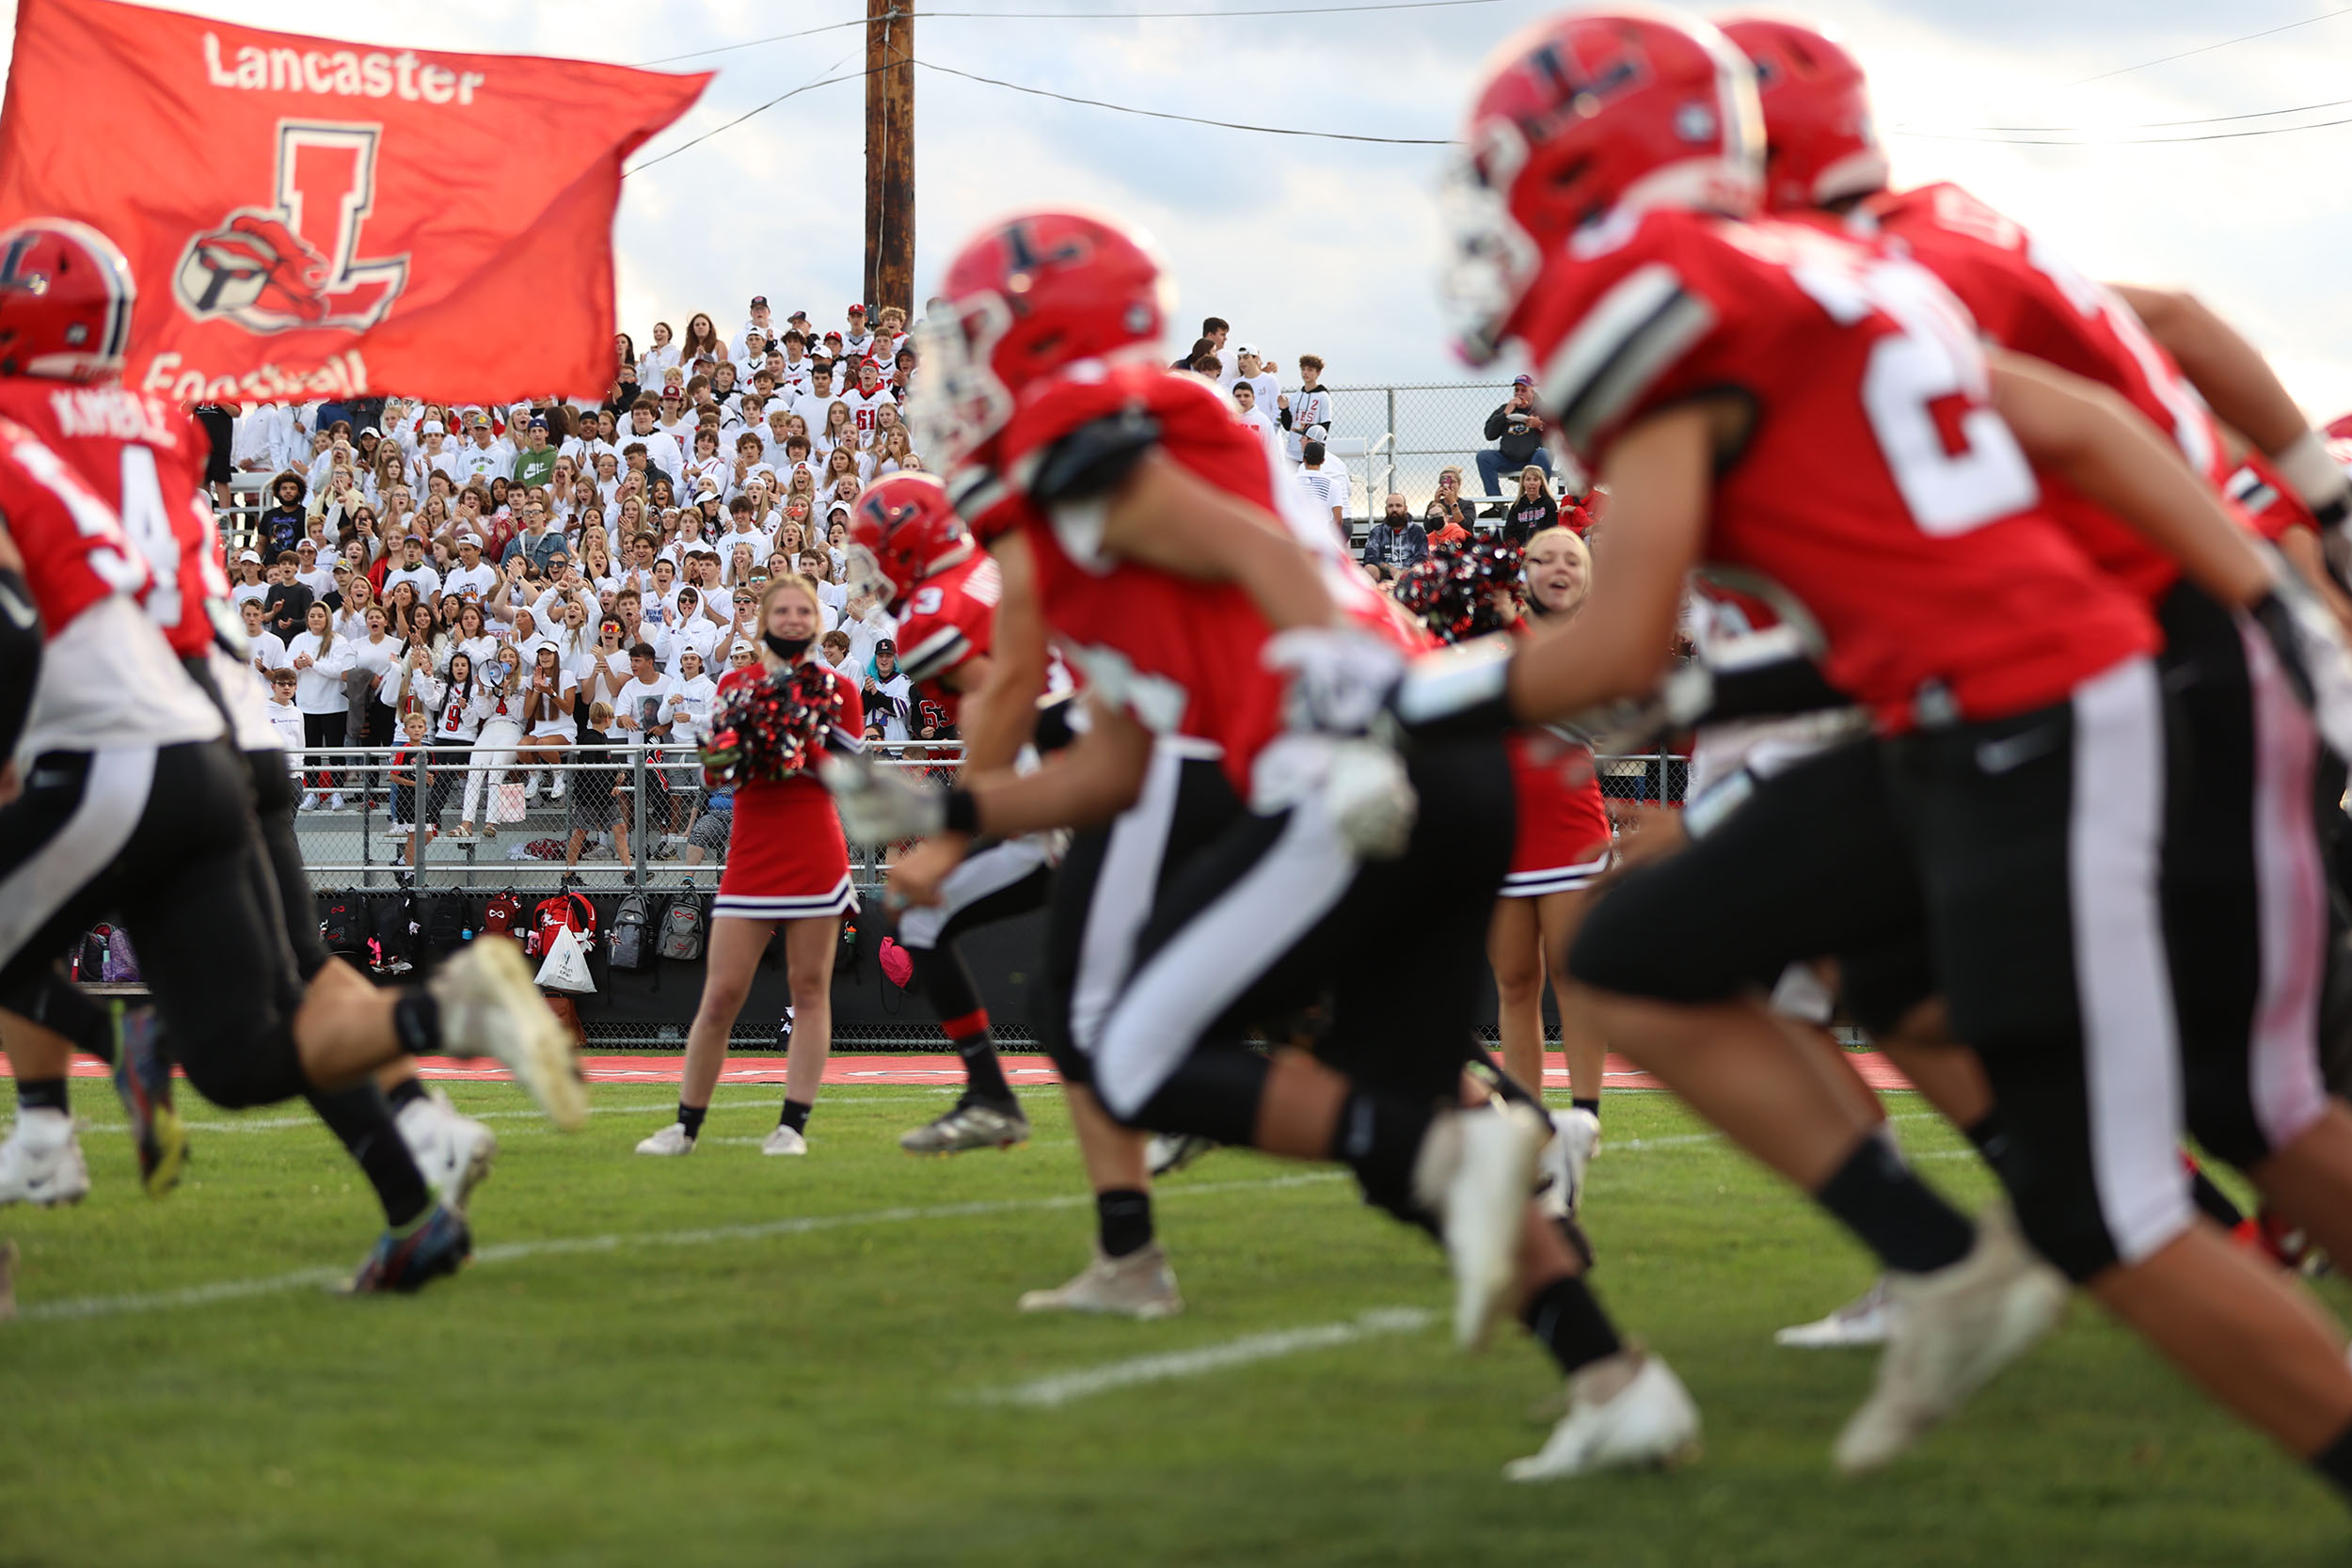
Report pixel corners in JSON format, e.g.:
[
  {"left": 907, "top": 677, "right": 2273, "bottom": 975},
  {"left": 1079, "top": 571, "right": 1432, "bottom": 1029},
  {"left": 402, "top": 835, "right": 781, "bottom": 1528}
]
[{"left": 1395, "top": 535, "right": 1524, "bottom": 645}]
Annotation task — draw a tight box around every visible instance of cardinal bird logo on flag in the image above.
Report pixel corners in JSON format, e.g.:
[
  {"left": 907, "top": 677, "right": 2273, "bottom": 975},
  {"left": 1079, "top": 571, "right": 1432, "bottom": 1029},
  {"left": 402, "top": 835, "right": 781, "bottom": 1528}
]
[{"left": 172, "top": 124, "right": 407, "bottom": 333}]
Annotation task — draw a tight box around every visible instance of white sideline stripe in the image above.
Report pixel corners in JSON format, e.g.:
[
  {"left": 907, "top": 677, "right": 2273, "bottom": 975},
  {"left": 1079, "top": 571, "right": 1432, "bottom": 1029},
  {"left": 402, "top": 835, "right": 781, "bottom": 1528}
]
[
  {"left": 15, "top": 1173, "right": 1343, "bottom": 1323},
  {"left": 977, "top": 1307, "right": 1435, "bottom": 1409},
  {"left": 57, "top": 1090, "right": 964, "bottom": 1136}
]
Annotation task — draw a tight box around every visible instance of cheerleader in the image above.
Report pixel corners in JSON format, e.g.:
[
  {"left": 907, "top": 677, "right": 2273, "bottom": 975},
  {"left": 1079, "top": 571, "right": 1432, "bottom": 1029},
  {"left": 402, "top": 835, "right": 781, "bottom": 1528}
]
[
  {"left": 1488, "top": 527, "right": 1612, "bottom": 1206},
  {"left": 637, "top": 575, "right": 866, "bottom": 1160}
]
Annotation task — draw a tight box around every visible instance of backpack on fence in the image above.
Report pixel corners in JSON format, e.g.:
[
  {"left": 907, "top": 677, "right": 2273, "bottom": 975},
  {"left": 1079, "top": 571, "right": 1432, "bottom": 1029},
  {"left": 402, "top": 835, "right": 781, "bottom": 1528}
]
[
  {"left": 103, "top": 927, "right": 140, "bottom": 983},
  {"left": 480, "top": 891, "right": 525, "bottom": 940},
  {"left": 530, "top": 891, "right": 597, "bottom": 958},
  {"left": 75, "top": 926, "right": 111, "bottom": 982},
  {"left": 419, "top": 890, "right": 471, "bottom": 951},
  {"left": 658, "top": 896, "right": 706, "bottom": 962},
  {"left": 607, "top": 893, "right": 654, "bottom": 971},
  {"left": 319, "top": 891, "right": 367, "bottom": 956}
]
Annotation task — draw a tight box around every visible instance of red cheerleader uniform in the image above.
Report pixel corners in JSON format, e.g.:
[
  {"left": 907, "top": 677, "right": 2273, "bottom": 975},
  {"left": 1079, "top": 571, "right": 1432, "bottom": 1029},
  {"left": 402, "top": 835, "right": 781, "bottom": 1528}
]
[
  {"left": 712, "top": 661, "right": 867, "bottom": 922},
  {"left": 1503, "top": 723, "right": 1613, "bottom": 896}
]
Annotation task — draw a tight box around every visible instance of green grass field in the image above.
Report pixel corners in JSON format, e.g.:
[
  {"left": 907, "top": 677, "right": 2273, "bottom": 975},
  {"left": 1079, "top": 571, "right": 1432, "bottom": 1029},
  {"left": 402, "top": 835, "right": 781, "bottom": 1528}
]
[{"left": 4, "top": 1079, "right": 2348, "bottom": 1567}]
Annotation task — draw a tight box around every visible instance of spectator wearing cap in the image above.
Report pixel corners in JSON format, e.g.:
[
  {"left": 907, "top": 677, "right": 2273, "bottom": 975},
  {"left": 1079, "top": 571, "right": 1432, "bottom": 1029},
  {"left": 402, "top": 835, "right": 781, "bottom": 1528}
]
[
  {"left": 410, "top": 419, "right": 459, "bottom": 488},
  {"left": 1359, "top": 493, "right": 1428, "bottom": 583},
  {"left": 230, "top": 548, "right": 270, "bottom": 610},
  {"left": 294, "top": 538, "right": 337, "bottom": 603},
  {"left": 843, "top": 357, "right": 894, "bottom": 444},
  {"left": 383, "top": 532, "right": 443, "bottom": 601},
  {"left": 1295, "top": 428, "right": 1349, "bottom": 543},
  {"left": 444, "top": 533, "right": 501, "bottom": 602},
  {"left": 1478, "top": 374, "right": 1552, "bottom": 501},
  {"left": 841, "top": 304, "right": 874, "bottom": 361},
  {"left": 454, "top": 413, "right": 512, "bottom": 485},
  {"left": 1221, "top": 342, "right": 1281, "bottom": 418},
  {"left": 731, "top": 296, "right": 774, "bottom": 366},
  {"left": 1279, "top": 355, "right": 1334, "bottom": 465},
  {"left": 863, "top": 638, "right": 914, "bottom": 742},
  {"left": 511, "top": 418, "right": 557, "bottom": 489}
]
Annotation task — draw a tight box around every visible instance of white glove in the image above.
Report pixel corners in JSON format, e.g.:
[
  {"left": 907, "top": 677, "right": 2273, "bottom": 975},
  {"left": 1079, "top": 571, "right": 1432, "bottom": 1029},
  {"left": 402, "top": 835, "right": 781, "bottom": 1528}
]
[
  {"left": 1263, "top": 626, "right": 1406, "bottom": 735},
  {"left": 818, "top": 752, "right": 946, "bottom": 845},
  {"left": 1249, "top": 732, "right": 1418, "bottom": 861}
]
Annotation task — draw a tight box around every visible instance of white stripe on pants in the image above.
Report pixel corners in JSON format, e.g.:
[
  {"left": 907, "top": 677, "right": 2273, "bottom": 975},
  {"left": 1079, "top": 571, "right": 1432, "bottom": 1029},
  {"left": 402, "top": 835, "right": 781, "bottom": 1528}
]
[
  {"left": 896, "top": 834, "right": 1056, "bottom": 951},
  {"left": 2070, "top": 657, "right": 2193, "bottom": 1265},
  {"left": 0, "top": 748, "right": 152, "bottom": 972},
  {"left": 464, "top": 720, "right": 525, "bottom": 824},
  {"left": 2239, "top": 619, "right": 2331, "bottom": 1150},
  {"left": 1069, "top": 741, "right": 1200, "bottom": 1059}
]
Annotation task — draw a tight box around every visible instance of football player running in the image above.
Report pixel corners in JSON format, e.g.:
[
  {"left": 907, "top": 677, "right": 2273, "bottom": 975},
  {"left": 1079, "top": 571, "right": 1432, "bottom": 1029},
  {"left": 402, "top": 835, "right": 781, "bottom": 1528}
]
[
  {"left": 832, "top": 210, "right": 1699, "bottom": 1478},
  {"left": 1405, "top": 8, "right": 2352, "bottom": 1491}
]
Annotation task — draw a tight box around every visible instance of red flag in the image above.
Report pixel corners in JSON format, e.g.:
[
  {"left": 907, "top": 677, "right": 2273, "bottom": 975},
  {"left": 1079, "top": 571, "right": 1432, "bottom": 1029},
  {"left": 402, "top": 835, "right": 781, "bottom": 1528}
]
[{"left": 0, "top": 0, "right": 708, "bottom": 404}]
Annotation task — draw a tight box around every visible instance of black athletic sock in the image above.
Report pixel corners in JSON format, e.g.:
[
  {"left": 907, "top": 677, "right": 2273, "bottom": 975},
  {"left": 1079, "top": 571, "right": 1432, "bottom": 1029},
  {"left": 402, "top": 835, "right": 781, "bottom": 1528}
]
[
  {"left": 1813, "top": 1133, "right": 1976, "bottom": 1275},
  {"left": 2312, "top": 1420, "right": 2352, "bottom": 1504},
  {"left": 779, "top": 1098, "right": 813, "bottom": 1136},
  {"left": 1096, "top": 1188, "right": 1153, "bottom": 1258},
  {"left": 307, "top": 1085, "right": 431, "bottom": 1228},
  {"left": 677, "top": 1101, "right": 707, "bottom": 1141},
  {"left": 385, "top": 1077, "right": 430, "bottom": 1112},
  {"left": 15, "top": 1078, "right": 68, "bottom": 1116},
  {"left": 1571, "top": 1097, "right": 1600, "bottom": 1120},
  {"left": 1960, "top": 1109, "right": 2013, "bottom": 1182},
  {"left": 945, "top": 1008, "right": 1015, "bottom": 1105},
  {"left": 1334, "top": 1087, "right": 1439, "bottom": 1226},
  {"left": 391, "top": 989, "right": 444, "bottom": 1057},
  {"left": 2187, "top": 1159, "right": 2249, "bottom": 1230},
  {"left": 1521, "top": 1273, "right": 1624, "bottom": 1378}
]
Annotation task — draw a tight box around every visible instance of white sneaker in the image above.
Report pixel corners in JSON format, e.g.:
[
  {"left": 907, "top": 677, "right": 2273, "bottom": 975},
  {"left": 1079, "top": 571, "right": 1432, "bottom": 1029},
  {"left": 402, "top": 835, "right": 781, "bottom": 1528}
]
[
  {"left": 1539, "top": 1108, "right": 1601, "bottom": 1221},
  {"left": 900, "top": 1101, "right": 1029, "bottom": 1155},
  {"left": 549, "top": 773, "right": 566, "bottom": 800},
  {"left": 1505, "top": 1353, "right": 1701, "bottom": 1481},
  {"left": 1018, "top": 1243, "right": 1184, "bottom": 1319},
  {"left": 428, "top": 939, "right": 589, "bottom": 1131},
  {"left": 0, "top": 1109, "right": 91, "bottom": 1207},
  {"left": 1146, "top": 1132, "right": 1216, "bottom": 1178},
  {"left": 1777, "top": 1276, "right": 1896, "bottom": 1348},
  {"left": 524, "top": 774, "right": 542, "bottom": 801},
  {"left": 1414, "top": 1101, "right": 1549, "bottom": 1351},
  {"left": 326, "top": 792, "right": 344, "bottom": 812},
  {"left": 760, "top": 1125, "right": 808, "bottom": 1156},
  {"left": 1834, "top": 1205, "right": 2071, "bottom": 1473},
  {"left": 299, "top": 791, "right": 320, "bottom": 813},
  {"left": 635, "top": 1122, "right": 696, "bottom": 1156},
  {"left": 395, "top": 1087, "right": 498, "bottom": 1212}
]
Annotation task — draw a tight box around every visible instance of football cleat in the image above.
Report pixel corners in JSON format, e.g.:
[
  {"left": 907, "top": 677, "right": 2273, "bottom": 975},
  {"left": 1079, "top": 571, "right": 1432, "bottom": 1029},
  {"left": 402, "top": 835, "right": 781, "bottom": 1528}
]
[
  {"left": 1776, "top": 1276, "right": 1895, "bottom": 1349},
  {"left": 899, "top": 1100, "right": 1028, "bottom": 1155},
  {"left": 341, "top": 1203, "right": 472, "bottom": 1295},
  {"left": 1834, "top": 1205, "right": 2071, "bottom": 1473},
  {"left": 760, "top": 1125, "right": 808, "bottom": 1157},
  {"left": 1018, "top": 1243, "right": 1184, "bottom": 1320},
  {"left": 109, "top": 1004, "right": 188, "bottom": 1198},
  {"left": 1505, "top": 1352, "right": 1702, "bottom": 1481},
  {"left": 635, "top": 1122, "right": 697, "bottom": 1157},
  {"left": 394, "top": 1086, "right": 497, "bottom": 1212},
  {"left": 0, "top": 1108, "right": 90, "bottom": 1208},
  {"left": 1415, "top": 1101, "right": 1549, "bottom": 1350},
  {"left": 429, "top": 938, "right": 588, "bottom": 1131},
  {"left": 1146, "top": 1132, "right": 1217, "bottom": 1179}
]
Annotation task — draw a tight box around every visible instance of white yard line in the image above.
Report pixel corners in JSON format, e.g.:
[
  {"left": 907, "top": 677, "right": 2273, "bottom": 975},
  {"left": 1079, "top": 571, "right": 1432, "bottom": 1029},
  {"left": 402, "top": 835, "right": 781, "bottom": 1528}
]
[
  {"left": 15, "top": 1173, "right": 1343, "bottom": 1324},
  {"left": 60, "top": 1089, "right": 961, "bottom": 1137},
  {"left": 976, "top": 1307, "right": 1436, "bottom": 1408}
]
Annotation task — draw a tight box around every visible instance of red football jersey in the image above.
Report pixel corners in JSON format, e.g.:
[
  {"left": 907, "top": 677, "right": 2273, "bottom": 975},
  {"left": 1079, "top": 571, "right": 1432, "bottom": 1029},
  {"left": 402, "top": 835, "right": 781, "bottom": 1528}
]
[
  {"left": 0, "top": 412, "right": 149, "bottom": 637},
  {"left": 1851, "top": 183, "right": 2232, "bottom": 604},
  {"left": 0, "top": 382, "right": 224, "bottom": 657},
  {"left": 979, "top": 362, "right": 1405, "bottom": 791},
  {"left": 1523, "top": 210, "right": 2155, "bottom": 731},
  {"left": 2223, "top": 451, "right": 2312, "bottom": 545},
  {"left": 894, "top": 551, "right": 1005, "bottom": 721}
]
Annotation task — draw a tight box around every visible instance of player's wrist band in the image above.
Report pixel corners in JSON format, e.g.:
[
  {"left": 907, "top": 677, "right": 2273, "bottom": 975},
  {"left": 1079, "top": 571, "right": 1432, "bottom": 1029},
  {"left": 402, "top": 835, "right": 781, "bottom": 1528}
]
[
  {"left": 1390, "top": 636, "right": 1517, "bottom": 737},
  {"left": 944, "top": 787, "right": 980, "bottom": 836},
  {"left": 2274, "top": 430, "right": 2349, "bottom": 511}
]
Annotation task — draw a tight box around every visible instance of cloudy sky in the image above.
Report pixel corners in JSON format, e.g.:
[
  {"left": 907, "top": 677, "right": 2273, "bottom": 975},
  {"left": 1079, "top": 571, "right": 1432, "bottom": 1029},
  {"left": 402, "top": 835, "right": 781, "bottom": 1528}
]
[{"left": 6, "top": 0, "right": 2350, "bottom": 417}]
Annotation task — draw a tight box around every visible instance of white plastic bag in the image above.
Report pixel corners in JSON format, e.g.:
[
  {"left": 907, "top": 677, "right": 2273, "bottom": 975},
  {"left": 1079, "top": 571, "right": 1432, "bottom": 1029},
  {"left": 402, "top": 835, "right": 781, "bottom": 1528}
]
[{"left": 533, "top": 924, "right": 596, "bottom": 994}]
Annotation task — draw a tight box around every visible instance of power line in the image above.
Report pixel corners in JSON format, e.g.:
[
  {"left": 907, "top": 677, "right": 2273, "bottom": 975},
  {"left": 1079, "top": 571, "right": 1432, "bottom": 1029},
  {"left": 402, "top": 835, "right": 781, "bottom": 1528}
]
[
  {"left": 1899, "top": 94, "right": 2352, "bottom": 137},
  {"left": 914, "top": 57, "right": 1453, "bottom": 143},
  {"left": 638, "top": 0, "right": 1509, "bottom": 67},
  {"left": 1889, "top": 113, "right": 2352, "bottom": 147},
  {"left": 625, "top": 55, "right": 877, "bottom": 175},
  {"left": 2060, "top": 5, "right": 2352, "bottom": 87}
]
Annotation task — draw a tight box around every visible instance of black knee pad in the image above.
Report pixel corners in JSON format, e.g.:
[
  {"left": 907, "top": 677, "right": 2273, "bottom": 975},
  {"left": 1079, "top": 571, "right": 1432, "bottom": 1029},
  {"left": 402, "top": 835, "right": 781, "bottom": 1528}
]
[
  {"left": 1125, "top": 1045, "right": 1271, "bottom": 1145},
  {"left": 177, "top": 1017, "right": 307, "bottom": 1110}
]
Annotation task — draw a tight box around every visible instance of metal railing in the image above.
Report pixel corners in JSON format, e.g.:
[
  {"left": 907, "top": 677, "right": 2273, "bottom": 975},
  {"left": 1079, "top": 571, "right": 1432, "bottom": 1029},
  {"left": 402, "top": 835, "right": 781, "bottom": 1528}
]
[{"left": 289, "top": 740, "right": 1684, "bottom": 893}]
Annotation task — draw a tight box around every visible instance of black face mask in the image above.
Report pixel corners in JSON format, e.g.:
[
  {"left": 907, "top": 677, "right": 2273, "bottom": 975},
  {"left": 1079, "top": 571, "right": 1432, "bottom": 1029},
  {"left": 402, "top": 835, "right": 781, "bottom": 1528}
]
[{"left": 764, "top": 631, "right": 812, "bottom": 661}]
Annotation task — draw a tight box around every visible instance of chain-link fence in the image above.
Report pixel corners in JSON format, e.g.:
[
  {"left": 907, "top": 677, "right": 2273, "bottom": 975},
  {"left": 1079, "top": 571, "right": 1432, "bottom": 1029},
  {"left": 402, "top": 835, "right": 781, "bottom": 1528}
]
[{"left": 1311, "top": 381, "right": 1590, "bottom": 528}]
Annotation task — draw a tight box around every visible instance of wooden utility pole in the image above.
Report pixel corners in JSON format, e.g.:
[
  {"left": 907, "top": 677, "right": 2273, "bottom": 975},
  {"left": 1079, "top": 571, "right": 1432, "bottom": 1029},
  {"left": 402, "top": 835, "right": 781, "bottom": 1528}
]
[{"left": 863, "top": 0, "right": 914, "bottom": 319}]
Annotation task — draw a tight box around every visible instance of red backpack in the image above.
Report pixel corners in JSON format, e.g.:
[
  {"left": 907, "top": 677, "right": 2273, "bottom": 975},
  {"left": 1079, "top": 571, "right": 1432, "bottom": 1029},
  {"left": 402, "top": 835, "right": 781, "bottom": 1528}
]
[
  {"left": 481, "top": 891, "right": 526, "bottom": 939},
  {"left": 529, "top": 892, "right": 597, "bottom": 957}
]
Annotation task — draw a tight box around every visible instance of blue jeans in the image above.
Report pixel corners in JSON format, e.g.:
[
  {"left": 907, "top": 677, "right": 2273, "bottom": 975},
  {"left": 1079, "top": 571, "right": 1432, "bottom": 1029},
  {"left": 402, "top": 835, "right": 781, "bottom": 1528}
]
[{"left": 1475, "top": 445, "right": 1551, "bottom": 499}]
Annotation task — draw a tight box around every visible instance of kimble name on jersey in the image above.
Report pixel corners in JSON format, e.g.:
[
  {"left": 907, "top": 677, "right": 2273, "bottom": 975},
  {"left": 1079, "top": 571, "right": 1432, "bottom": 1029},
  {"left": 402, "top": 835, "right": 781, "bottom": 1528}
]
[
  {"left": 203, "top": 37, "right": 488, "bottom": 105},
  {"left": 47, "top": 388, "right": 183, "bottom": 449}
]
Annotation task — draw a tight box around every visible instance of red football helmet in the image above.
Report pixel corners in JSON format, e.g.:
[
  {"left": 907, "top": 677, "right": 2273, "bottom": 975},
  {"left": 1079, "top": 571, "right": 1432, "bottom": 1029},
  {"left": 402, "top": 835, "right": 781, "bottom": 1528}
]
[
  {"left": 844, "top": 471, "right": 973, "bottom": 609},
  {"left": 0, "top": 218, "right": 135, "bottom": 384},
  {"left": 1445, "top": 8, "right": 1761, "bottom": 364},
  {"left": 907, "top": 209, "right": 1172, "bottom": 468},
  {"left": 1719, "top": 17, "right": 1887, "bottom": 214}
]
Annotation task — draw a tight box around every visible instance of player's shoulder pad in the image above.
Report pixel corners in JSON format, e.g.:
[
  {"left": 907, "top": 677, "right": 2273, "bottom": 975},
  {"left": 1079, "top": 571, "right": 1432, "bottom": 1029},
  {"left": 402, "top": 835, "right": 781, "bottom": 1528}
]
[
  {"left": 1532, "top": 219, "right": 1725, "bottom": 458},
  {"left": 897, "top": 621, "right": 970, "bottom": 688},
  {"left": 1022, "top": 404, "right": 1163, "bottom": 511}
]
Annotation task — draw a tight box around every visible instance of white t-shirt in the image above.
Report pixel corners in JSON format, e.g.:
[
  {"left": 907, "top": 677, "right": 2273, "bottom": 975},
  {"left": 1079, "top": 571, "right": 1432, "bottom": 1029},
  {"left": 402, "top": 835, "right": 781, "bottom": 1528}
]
[
  {"left": 1295, "top": 465, "right": 1349, "bottom": 522},
  {"left": 383, "top": 563, "right": 441, "bottom": 600},
  {"left": 791, "top": 389, "right": 838, "bottom": 434},
  {"left": 231, "top": 578, "right": 270, "bottom": 610},
  {"left": 441, "top": 561, "right": 500, "bottom": 602},
  {"left": 614, "top": 673, "right": 677, "bottom": 738},
  {"left": 453, "top": 441, "right": 512, "bottom": 485},
  {"left": 1284, "top": 386, "right": 1335, "bottom": 463},
  {"left": 525, "top": 669, "right": 579, "bottom": 737},
  {"left": 245, "top": 628, "right": 289, "bottom": 675}
]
